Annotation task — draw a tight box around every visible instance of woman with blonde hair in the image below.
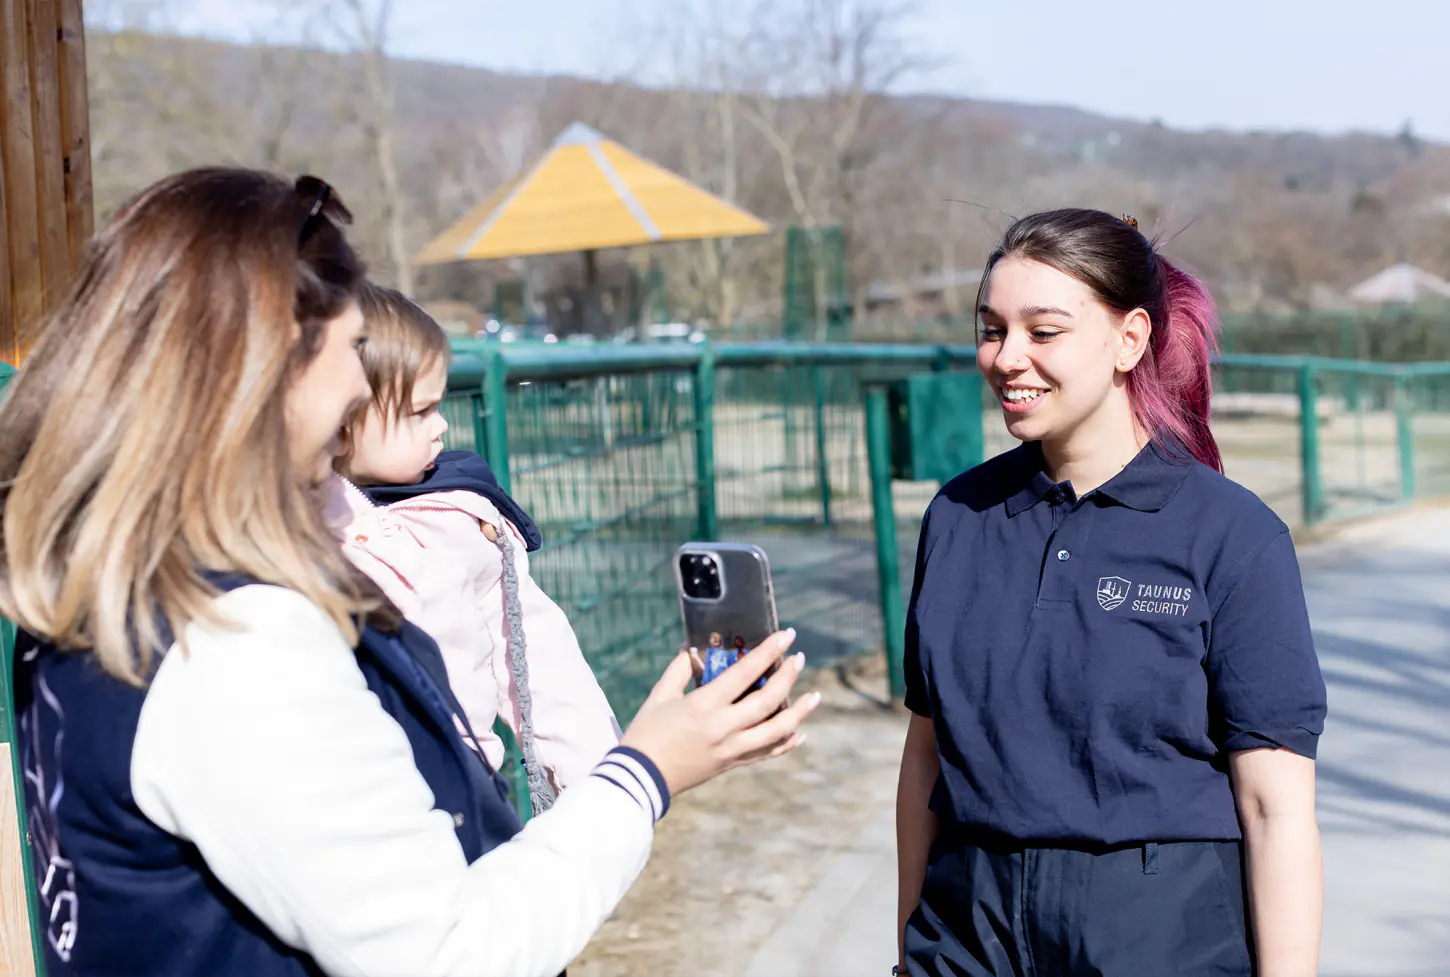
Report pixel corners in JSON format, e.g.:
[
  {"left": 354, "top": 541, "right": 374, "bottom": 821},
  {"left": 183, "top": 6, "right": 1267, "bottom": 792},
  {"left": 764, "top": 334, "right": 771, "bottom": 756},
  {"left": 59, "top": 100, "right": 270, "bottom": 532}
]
[{"left": 0, "top": 167, "right": 818, "bottom": 977}]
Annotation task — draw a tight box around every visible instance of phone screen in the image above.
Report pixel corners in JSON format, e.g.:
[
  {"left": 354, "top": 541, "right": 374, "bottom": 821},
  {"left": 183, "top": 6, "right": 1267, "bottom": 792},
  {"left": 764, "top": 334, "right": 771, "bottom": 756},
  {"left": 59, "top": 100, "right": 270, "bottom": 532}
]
[
  {"left": 695, "top": 632, "right": 767, "bottom": 690},
  {"left": 677, "top": 545, "right": 780, "bottom": 696}
]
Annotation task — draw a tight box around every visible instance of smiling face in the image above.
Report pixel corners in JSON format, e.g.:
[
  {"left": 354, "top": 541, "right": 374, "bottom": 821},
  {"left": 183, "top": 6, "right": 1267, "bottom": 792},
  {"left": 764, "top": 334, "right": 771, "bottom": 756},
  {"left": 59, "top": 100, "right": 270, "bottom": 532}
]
[{"left": 976, "top": 256, "right": 1151, "bottom": 450}]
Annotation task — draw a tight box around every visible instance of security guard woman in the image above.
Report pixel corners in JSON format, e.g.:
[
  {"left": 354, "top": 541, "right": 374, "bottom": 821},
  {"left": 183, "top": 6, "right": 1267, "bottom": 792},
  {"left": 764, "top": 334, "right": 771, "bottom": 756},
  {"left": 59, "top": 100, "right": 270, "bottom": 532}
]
[{"left": 895, "top": 209, "right": 1327, "bottom": 977}]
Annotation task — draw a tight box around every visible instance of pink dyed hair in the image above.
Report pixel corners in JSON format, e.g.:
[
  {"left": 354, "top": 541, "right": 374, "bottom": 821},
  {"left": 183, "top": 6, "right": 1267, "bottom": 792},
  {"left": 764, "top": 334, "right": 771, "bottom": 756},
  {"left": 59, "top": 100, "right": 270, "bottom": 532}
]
[
  {"left": 975, "top": 209, "right": 1223, "bottom": 472},
  {"left": 1127, "top": 257, "right": 1221, "bottom": 472}
]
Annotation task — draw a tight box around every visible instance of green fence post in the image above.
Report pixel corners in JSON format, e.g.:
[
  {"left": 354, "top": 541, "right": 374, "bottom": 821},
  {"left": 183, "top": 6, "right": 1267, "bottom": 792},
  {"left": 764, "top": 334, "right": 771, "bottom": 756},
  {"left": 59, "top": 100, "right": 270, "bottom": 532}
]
[
  {"left": 1395, "top": 374, "right": 1416, "bottom": 501},
  {"left": 932, "top": 345, "right": 952, "bottom": 373},
  {"left": 1299, "top": 362, "right": 1324, "bottom": 525},
  {"left": 491, "top": 717, "right": 533, "bottom": 824},
  {"left": 1342, "top": 313, "right": 1360, "bottom": 409},
  {"left": 693, "top": 346, "right": 719, "bottom": 541},
  {"left": 482, "top": 344, "right": 512, "bottom": 495},
  {"left": 470, "top": 388, "right": 489, "bottom": 459},
  {"left": 811, "top": 365, "right": 832, "bottom": 526},
  {"left": 3, "top": 617, "right": 48, "bottom": 977},
  {"left": 783, "top": 366, "right": 801, "bottom": 495},
  {"left": 864, "top": 386, "right": 907, "bottom": 700}
]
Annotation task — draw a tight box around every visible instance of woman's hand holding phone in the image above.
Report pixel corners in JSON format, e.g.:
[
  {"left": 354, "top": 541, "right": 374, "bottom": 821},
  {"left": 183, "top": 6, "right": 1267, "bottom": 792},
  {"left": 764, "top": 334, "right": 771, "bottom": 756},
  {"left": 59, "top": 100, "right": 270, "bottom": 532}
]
[{"left": 620, "top": 629, "right": 820, "bottom": 796}]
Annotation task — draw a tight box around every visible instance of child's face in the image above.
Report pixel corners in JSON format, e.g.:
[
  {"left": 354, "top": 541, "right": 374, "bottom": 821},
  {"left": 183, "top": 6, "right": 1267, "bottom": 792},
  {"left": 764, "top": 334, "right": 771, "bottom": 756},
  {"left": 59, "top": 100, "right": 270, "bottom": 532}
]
[{"left": 348, "top": 359, "right": 449, "bottom": 485}]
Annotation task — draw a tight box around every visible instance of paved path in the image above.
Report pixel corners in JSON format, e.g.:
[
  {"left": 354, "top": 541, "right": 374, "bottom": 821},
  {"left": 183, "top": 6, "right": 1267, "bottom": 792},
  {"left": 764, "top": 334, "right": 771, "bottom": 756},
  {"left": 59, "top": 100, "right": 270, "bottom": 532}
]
[{"left": 744, "top": 506, "right": 1450, "bottom": 977}]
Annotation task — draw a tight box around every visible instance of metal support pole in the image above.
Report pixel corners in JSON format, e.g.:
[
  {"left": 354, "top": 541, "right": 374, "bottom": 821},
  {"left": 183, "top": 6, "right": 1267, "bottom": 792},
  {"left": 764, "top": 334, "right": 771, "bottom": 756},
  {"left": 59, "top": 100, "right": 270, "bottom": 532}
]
[
  {"left": 483, "top": 343, "right": 512, "bottom": 494},
  {"left": 693, "top": 346, "right": 719, "bottom": 540},
  {"left": 812, "top": 365, "right": 832, "bottom": 526},
  {"left": 1299, "top": 362, "right": 1323, "bottom": 525},
  {"left": 865, "top": 387, "right": 906, "bottom": 699},
  {"left": 2, "top": 615, "right": 47, "bottom": 977},
  {"left": 1395, "top": 374, "right": 1416, "bottom": 502}
]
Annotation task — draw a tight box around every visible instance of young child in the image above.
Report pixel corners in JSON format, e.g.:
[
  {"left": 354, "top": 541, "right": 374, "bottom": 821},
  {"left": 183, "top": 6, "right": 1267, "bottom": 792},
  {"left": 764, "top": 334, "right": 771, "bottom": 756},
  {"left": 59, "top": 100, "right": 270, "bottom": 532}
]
[{"left": 321, "top": 282, "right": 621, "bottom": 814}]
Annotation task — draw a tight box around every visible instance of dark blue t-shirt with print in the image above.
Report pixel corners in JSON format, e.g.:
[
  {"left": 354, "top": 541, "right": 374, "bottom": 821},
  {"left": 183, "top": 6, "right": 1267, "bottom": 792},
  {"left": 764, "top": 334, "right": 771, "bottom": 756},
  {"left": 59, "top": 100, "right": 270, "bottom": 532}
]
[{"left": 904, "top": 439, "right": 1327, "bottom": 845}]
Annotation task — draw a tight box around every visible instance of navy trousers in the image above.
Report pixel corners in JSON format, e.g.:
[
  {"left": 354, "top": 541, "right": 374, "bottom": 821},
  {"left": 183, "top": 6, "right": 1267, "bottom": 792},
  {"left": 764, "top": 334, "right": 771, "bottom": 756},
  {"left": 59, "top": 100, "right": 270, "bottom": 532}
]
[{"left": 904, "top": 833, "right": 1253, "bottom": 977}]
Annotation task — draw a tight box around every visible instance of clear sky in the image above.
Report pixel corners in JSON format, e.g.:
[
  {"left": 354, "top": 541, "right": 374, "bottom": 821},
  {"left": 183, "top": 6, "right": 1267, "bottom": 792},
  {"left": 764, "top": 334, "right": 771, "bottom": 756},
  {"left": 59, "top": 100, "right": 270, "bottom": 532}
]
[{"left": 153, "top": 0, "right": 1450, "bottom": 140}]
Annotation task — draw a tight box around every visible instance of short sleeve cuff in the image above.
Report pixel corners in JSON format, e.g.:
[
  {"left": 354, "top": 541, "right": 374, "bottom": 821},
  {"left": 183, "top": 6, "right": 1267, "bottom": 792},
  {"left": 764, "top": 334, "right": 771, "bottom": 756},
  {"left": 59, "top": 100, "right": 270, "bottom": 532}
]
[
  {"left": 903, "top": 686, "right": 932, "bottom": 717},
  {"left": 1218, "top": 726, "right": 1320, "bottom": 760}
]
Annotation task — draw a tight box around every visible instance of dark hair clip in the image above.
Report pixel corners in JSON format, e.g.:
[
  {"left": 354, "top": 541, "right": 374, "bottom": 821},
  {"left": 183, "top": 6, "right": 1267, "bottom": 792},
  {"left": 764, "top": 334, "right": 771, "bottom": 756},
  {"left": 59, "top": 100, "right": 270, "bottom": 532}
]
[
  {"left": 1120, "top": 214, "right": 1139, "bottom": 229},
  {"left": 295, "top": 174, "right": 352, "bottom": 249}
]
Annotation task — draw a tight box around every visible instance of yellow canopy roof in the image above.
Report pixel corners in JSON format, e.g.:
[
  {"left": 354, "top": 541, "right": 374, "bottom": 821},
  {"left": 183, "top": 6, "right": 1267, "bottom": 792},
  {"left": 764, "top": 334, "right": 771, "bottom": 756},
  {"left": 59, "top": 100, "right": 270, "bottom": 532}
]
[{"left": 415, "top": 123, "right": 770, "bottom": 264}]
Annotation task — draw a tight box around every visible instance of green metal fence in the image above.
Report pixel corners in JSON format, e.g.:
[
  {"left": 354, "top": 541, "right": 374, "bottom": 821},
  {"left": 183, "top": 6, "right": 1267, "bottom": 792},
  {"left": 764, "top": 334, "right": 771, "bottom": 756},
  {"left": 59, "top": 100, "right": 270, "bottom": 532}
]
[
  {"left": 1218, "top": 306, "right": 1450, "bottom": 362},
  {"left": 805, "top": 307, "right": 1450, "bottom": 362},
  {"left": 5, "top": 343, "right": 1450, "bottom": 823},
  {"left": 443, "top": 342, "right": 979, "bottom": 727},
  {"left": 1214, "top": 355, "right": 1450, "bottom": 526},
  {"left": 442, "top": 342, "right": 1450, "bottom": 738},
  {"left": 4, "top": 344, "right": 1448, "bottom": 965}
]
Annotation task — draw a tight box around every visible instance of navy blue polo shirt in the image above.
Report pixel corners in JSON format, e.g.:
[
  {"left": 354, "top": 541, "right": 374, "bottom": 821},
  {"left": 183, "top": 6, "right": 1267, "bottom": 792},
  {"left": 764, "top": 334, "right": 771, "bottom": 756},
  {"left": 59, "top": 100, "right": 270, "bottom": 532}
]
[{"left": 904, "top": 439, "right": 1326, "bottom": 845}]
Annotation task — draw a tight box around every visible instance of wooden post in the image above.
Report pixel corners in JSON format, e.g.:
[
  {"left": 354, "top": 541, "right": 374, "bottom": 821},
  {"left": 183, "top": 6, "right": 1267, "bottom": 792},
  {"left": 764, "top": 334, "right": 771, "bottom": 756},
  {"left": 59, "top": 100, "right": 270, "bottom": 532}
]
[
  {"left": 1, "top": 0, "right": 44, "bottom": 366},
  {"left": 59, "top": 0, "right": 94, "bottom": 265},
  {"left": 1, "top": 0, "right": 92, "bottom": 366},
  {"left": 1, "top": 1, "right": 94, "bottom": 971}
]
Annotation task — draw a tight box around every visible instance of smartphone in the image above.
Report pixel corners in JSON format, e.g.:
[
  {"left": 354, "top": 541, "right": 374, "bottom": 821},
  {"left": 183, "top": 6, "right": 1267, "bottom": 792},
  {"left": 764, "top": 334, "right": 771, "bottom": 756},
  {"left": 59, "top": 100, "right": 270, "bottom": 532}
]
[{"left": 675, "top": 542, "right": 781, "bottom": 694}]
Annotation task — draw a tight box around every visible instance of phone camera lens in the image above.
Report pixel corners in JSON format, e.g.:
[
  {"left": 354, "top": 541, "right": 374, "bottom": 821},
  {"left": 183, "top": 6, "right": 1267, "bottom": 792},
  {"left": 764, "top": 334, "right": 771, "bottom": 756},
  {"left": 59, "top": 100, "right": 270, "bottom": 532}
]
[{"left": 680, "top": 553, "right": 723, "bottom": 600}]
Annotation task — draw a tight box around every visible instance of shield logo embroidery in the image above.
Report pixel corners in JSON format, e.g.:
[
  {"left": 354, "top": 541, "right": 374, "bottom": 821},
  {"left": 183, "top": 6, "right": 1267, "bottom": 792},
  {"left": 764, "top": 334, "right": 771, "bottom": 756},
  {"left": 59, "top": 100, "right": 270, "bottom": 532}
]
[{"left": 1096, "top": 576, "right": 1131, "bottom": 611}]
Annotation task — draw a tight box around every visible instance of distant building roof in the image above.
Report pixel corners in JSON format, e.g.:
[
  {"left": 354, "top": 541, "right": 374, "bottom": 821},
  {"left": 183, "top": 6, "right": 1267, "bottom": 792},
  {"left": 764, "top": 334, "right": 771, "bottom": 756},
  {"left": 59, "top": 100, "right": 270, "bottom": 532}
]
[{"left": 1347, "top": 263, "right": 1450, "bottom": 305}]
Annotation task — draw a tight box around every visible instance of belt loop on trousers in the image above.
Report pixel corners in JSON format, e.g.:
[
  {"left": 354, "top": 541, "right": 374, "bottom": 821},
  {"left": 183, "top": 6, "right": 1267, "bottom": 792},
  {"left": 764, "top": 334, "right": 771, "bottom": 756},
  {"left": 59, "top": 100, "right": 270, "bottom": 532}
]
[{"left": 1143, "top": 842, "right": 1160, "bottom": 875}]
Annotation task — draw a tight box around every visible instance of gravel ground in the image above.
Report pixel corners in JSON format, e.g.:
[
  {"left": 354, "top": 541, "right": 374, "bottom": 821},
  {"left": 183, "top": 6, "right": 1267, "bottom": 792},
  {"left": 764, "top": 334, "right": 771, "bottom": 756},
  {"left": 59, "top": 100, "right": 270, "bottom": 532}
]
[{"left": 571, "top": 653, "right": 908, "bottom": 977}]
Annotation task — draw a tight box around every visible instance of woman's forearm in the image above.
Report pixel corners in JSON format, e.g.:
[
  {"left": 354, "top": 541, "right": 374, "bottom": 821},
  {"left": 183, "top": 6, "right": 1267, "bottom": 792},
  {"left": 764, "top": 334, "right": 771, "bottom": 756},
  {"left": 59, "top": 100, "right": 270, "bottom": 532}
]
[
  {"left": 896, "top": 714, "right": 941, "bottom": 965},
  {"left": 1242, "top": 811, "right": 1322, "bottom": 977}
]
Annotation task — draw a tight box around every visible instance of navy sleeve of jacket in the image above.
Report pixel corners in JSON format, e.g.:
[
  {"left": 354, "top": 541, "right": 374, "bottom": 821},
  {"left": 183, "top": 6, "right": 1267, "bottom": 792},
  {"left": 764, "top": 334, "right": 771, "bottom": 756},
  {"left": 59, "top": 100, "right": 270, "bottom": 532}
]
[{"left": 1207, "top": 530, "right": 1327, "bottom": 758}]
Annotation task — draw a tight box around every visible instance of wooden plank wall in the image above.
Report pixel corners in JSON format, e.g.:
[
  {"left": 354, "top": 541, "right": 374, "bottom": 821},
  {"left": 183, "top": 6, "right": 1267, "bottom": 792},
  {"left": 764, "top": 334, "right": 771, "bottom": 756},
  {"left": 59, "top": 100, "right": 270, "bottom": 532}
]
[
  {"left": 0, "top": 0, "right": 92, "bottom": 366},
  {"left": 1, "top": 2, "right": 92, "bottom": 972}
]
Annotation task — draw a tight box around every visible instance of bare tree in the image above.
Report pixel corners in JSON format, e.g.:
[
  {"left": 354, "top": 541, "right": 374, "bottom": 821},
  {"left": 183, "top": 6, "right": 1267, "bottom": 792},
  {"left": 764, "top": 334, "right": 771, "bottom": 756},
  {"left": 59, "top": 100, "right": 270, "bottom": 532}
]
[
  {"left": 85, "top": 0, "right": 238, "bottom": 210},
  {"left": 641, "top": 5, "right": 769, "bottom": 330},
  {"left": 733, "top": 0, "right": 929, "bottom": 337},
  {"left": 81, "top": 3, "right": 1431, "bottom": 320},
  {"left": 320, "top": 0, "right": 411, "bottom": 292},
  {"left": 86, "top": 0, "right": 363, "bottom": 212},
  {"left": 409, "top": 103, "right": 550, "bottom": 309},
  {"left": 738, "top": 0, "right": 924, "bottom": 222},
  {"left": 242, "top": 15, "right": 331, "bottom": 172}
]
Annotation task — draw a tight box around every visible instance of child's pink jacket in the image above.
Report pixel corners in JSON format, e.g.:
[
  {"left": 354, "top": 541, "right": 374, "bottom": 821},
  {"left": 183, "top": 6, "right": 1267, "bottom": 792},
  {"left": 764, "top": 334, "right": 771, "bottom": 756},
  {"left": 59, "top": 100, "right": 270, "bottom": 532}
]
[{"left": 320, "top": 475, "right": 621, "bottom": 790}]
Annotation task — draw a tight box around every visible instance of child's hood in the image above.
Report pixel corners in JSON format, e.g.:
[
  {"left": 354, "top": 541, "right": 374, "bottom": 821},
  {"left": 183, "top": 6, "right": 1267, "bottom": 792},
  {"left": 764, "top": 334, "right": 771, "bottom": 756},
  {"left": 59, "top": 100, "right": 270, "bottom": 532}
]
[{"left": 362, "top": 450, "right": 543, "bottom": 552}]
